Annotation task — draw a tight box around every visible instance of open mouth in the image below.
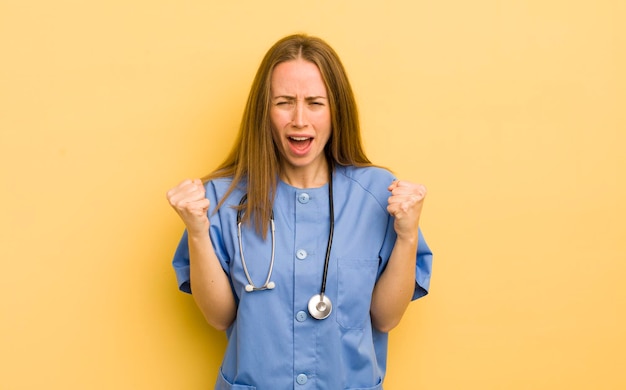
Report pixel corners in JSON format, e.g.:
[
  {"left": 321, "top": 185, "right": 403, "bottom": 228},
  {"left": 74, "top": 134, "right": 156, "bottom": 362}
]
[
  {"left": 287, "top": 137, "right": 313, "bottom": 153},
  {"left": 289, "top": 136, "right": 313, "bottom": 148},
  {"left": 289, "top": 136, "right": 311, "bottom": 142}
]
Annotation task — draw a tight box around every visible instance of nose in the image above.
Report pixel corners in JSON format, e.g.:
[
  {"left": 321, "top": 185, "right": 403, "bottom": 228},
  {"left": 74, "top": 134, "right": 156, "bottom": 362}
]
[{"left": 292, "top": 102, "right": 307, "bottom": 128}]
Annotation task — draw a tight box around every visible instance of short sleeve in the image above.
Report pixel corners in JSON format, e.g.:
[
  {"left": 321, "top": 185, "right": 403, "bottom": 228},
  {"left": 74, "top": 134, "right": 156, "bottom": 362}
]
[
  {"left": 379, "top": 222, "right": 433, "bottom": 301},
  {"left": 413, "top": 228, "right": 433, "bottom": 300},
  {"left": 172, "top": 229, "right": 192, "bottom": 293}
]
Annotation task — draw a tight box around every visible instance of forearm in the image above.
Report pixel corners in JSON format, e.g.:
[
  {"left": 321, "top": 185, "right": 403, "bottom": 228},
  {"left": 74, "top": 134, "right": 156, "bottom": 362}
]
[
  {"left": 188, "top": 233, "right": 237, "bottom": 331},
  {"left": 370, "top": 236, "right": 418, "bottom": 333}
]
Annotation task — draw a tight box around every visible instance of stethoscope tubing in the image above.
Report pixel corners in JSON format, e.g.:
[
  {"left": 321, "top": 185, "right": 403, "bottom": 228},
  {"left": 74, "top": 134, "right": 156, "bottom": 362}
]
[
  {"left": 319, "top": 175, "right": 334, "bottom": 297},
  {"left": 236, "top": 170, "right": 334, "bottom": 319},
  {"left": 237, "top": 194, "right": 276, "bottom": 292}
]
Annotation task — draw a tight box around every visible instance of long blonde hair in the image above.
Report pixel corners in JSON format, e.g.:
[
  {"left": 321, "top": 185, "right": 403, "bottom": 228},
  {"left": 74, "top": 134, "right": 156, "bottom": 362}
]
[{"left": 204, "top": 34, "right": 372, "bottom": 236}]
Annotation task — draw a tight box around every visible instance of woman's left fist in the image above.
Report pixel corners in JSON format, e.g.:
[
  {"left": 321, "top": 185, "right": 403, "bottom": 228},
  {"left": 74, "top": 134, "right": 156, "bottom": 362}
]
[{"left": 387, "top": 180, "right": 427, "bottom": 240}]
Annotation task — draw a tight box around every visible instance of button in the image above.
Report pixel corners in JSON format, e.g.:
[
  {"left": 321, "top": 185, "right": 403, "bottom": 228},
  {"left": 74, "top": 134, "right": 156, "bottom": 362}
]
[
  {"left": 296, "top": 249, "right": 307, "bottom": 260},
  {"left": 298, "top": 193, "right": 310, "bottom": 204},
  {"left": 296, "top": 311, "right": 307, "bottom": 322},
  {"left": 296, "top": 374, "right": 308, "bottom": 385}
]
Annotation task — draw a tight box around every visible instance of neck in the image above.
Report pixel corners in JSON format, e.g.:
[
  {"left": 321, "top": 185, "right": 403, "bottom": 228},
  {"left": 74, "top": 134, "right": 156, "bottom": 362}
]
[{"left": 281, "top": 160, "right": 330, "bottom": 189}]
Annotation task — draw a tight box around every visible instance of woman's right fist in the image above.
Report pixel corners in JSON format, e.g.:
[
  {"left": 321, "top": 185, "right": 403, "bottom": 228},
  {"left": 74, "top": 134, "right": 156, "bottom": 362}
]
[{"left": 166, "top": 179, "right": 210, "bottom": 235}]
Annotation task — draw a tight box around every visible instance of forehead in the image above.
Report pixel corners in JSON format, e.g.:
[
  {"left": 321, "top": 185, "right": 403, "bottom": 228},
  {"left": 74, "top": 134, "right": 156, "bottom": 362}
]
[{"left": 270, "top": 59, "right": 327, "bottom": 95}]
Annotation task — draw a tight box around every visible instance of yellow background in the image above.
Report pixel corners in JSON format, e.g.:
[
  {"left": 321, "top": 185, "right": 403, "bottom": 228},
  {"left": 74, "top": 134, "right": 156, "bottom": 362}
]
[{"left": 1, "top": 0, "right": 625, "bottom": 389}]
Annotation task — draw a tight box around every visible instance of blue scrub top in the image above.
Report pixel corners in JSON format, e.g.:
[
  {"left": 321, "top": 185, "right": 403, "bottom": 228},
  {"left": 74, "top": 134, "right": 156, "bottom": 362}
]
[{"left": 172, "top": 165, "right": 433, "bottom": 390}]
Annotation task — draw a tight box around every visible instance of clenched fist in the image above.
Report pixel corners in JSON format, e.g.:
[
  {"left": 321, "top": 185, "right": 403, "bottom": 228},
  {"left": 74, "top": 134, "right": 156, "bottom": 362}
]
[
  {"left": 387, "top": 180, "right": 427, "bottom": 241},
  {"left": 166, "top": 179, "right": 211, "bottom": 236}
]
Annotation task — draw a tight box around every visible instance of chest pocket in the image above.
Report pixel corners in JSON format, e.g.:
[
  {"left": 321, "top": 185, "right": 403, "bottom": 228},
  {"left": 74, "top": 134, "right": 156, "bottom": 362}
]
[{"left": 336, "top": 257, "right": 379, "bottom": 329}]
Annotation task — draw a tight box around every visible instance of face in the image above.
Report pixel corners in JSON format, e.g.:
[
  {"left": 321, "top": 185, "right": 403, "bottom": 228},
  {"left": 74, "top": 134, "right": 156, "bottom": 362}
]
[{"left": 270, "top": 59, "right": 331, "bottom": 178}]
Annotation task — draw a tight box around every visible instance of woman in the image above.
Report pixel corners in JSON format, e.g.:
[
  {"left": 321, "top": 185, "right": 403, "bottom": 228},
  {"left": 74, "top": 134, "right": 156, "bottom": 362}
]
[{"left": 167, "top": 34, "right": 433, "bottom": 390}]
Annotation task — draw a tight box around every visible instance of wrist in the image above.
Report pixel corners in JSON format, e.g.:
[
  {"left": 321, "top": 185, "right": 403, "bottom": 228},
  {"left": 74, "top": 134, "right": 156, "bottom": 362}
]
[
  {"left": 394, "top": 232, "right": 418, "bottom": 247},
  {"left": 187, "top": 227, "right": 211, "bottom": 242}
]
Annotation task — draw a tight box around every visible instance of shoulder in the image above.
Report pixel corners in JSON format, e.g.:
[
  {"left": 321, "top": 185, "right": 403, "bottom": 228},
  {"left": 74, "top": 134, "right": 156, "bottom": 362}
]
[
  {"left": 204, "top": 176, "right": 233, "bottom": 193},
  {"left": 337, "top": 165, "right": 395, "bottom": 184},
  {"left": 204, "top": 176, "right": 245, "bottom": 204},
  {"left": 335, "top": 165, "right": 396, "bottom": 206}
]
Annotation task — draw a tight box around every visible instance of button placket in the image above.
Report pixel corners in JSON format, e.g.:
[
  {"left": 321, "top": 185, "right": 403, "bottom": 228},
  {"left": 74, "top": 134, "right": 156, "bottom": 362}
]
[{"left": 293, "top": 189, "right": 319, "bottom": 388}]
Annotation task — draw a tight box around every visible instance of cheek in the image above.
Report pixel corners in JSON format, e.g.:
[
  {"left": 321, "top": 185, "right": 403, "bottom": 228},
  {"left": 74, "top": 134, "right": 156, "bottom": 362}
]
[
  {"left": 270, "top": 108, "right": 290, "bottom": 124},
  {"left": 313, "top": 112, "right": 332, "bottom": 133}
]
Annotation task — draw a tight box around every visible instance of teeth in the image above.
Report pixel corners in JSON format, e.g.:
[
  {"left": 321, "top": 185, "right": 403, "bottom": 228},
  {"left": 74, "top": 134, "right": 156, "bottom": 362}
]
[{"left": 290, "top": 137, "right": 309, "bottom": 141}]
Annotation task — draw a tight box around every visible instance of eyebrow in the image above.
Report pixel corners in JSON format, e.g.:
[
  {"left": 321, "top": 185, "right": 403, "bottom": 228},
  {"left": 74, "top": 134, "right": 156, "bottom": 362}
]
[{"left": 272, "top": 95, "right": 328, "bottom": 100}]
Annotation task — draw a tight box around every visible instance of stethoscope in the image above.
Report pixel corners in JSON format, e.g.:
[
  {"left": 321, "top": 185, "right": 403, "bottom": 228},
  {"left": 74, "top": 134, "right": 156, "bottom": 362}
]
[{"left": 236, "top": 175, "right": 335, "bottom": 320}]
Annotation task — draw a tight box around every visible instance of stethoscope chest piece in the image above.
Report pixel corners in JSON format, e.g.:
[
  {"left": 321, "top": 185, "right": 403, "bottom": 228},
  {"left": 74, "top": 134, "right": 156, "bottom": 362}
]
[{"left": 308, "top": 293, "right": 332, "bottom": 320}]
